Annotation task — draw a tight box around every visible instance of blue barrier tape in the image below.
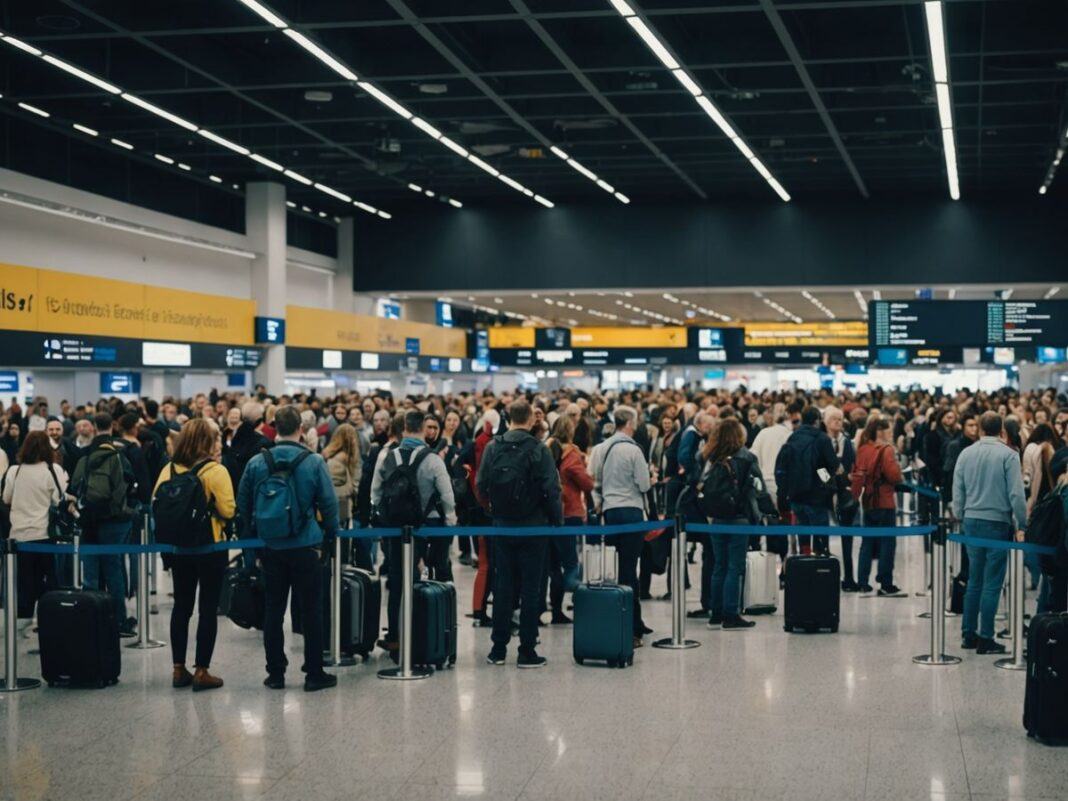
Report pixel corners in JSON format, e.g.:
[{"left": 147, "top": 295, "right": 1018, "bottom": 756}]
[
  {"left": 898, "top": 482, "right": 940, "bottom": 500},
  {"left": 412, "top": 519, "right": 674, "bottom": 538},
  {"left": 947, "top": 533, "right": 1057, "bottom": 556},
  {"left": 686, "top": 523, "right": 935, "bottom": 538},
  {"left": 17, "top": 538, "right": 266, "bottom": 556},
  {"left": 338, "top": 528, "right": 402, "bottom": 540}
]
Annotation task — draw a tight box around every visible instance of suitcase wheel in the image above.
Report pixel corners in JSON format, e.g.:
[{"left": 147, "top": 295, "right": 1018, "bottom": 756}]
[
  {"left": 607, "top": 660, "right": 617, "bottom": 668},
  {"left": 805, "top": 627, "right": 817, "bottom": 634},
  {"left": 448, "top": 655, "right": 456, "bottom": 666},
  {"left": 435, "top": 662, "right": 445, "bottom": 671},
  {"left": 783, "top": 625, "right": 792, "bottom": 633},
  {"left": 830, "top": 624, "right": 839, "bottom": 633},
  {"left": 575, "top": 657, "right": 585, "bottom": 666},
  {"left": 47, "top": 681, "right": 56, "bottom": 688}
]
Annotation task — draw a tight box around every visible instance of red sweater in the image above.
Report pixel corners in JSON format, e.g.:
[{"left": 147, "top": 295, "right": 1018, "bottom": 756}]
[
  {"left": 854, "top": 442, "right": 903, "bottom": 510},
  {"left": 558, "top": 445, "right": 594, "bottom": 520}
]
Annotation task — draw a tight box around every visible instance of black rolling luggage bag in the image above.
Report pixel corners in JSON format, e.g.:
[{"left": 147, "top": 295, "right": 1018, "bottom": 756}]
[
  {"left": 783, "top": 555, "right": 840, "bottom": 633},
  {"left": 1024, "top": 612, "right": 1068, "bottom": 743},
  {"left": 225, "top": 566, "right": 265, "bottom": 630},
  {"left": 38, "top": 589, "right": 121, "bottom": 687},
  {"left": 411, "top": 580, "right": 457, "bottom": 669}
]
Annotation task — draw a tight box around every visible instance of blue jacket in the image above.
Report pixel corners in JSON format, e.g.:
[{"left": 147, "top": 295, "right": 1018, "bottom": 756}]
[
  {"left": 237, "top": 441, "right": 339, "bottom": 550},
  {"left": 677, "top": 426, "right": 703, "bottom": 485}
]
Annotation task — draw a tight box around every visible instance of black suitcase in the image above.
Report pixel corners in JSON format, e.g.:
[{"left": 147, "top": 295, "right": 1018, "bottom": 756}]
[
  {"left": 949, "top": 574, "right": 966, "bottom": 615},
  {"left": 225, "top": 567, "right": 265, "bottom": 630},
  {"left": 37, "top": 589, "right": 121, "bottom": 688},
  {"left": 573, "top": 540, "right": 634, "bottom": 668},
  {"left": 411, "top": 580, "right": 457, "bottom": 669},
  {"left": 783, "top": 555, "right": 840, "bottom": 633},
  {"left": 317, "top": 567, "right": 382, "bottom": 659},
  {"left": 1024, "top": 612, "right": 1068, "bottom": 743}
]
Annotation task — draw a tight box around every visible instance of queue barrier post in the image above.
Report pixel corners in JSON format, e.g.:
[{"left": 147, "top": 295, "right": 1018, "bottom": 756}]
[
  {"left": 653, "top": 515, "right": 700, "bottom": 651},
  {"left": 324, "top": 534, "right": 356, "bottom": 668},
  {"left": 378, "top": 526, "right": 431, "bottom": 681},
  {"left": 71, "top": 531, "right": 82, "bottom": 589},
  {"left": 127, "top": 509, "right": 165, "bottom": 650},
  {"left": 913, "top": 518, "right": 961, "bottom": 667},
  {"left": 1, "top": 539, "right": 41, "bottom": 692},
  {"left": 995, "top": 548, "right": 1027, "bottom": 671}
]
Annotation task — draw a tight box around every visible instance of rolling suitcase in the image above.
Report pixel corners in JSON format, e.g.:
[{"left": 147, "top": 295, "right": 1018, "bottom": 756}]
[
  {"left": 225, "top": 566, "right": 265, "bottom": 630},
  {"left": 319, "top": 567, "right": 381, "bottom": 659},
  {"left": 783, "top": 555, "right": 839, "bottom": 633},
  {"left": 1023, "top": 612, "right": 1068, "bottom": 743},
  {"left": 741, "top": 550, "right": 779, "bottom": 615},
  {"left": 411, "top": 580, "right": 457, "bottom": 669},
  {"left": 37, "top": 589, "right": 121, "bottom": 688},
  {"left": 573, "top": 538, "right": 634, "bottom": 668}
]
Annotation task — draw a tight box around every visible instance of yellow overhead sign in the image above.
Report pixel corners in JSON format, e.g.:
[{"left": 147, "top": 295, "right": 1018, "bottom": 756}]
[
  {"left": 0, "top": 261, "right": 255, "bottom": 345},
  {"left": 744, "top": 321, "right": 867, "bottom": 347},
  {"left": 286, "top": 305, "right": 467, "bottom": 358},
  {"left": 488, "top": 327, "right": 535, "bottom": 349},
  {"left": 571, "top": 326, "right": 687, "bottom": 349}
]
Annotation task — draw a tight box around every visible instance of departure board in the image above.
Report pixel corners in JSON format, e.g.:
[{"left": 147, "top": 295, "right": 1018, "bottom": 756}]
[{"left": 869, "top": 300, "right": 1068, "bottom": 348}]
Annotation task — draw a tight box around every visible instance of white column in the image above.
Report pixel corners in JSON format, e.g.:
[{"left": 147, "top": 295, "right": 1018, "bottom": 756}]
[
  {"left": 246, "top": 182, "right": 287, "bottom": 393},
  {"left": 333, "top": 217, "right": 355, "bottom": 313}
]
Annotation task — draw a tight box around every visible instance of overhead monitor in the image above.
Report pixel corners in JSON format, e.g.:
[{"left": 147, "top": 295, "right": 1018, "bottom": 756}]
[{"left": 142, "top": 341, "right": 191, "bottom": 367}]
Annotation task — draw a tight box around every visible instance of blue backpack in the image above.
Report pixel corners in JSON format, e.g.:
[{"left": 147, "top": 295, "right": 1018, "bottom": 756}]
[{"left": 253, "top": 448, "right": 313, "bottom": 540}]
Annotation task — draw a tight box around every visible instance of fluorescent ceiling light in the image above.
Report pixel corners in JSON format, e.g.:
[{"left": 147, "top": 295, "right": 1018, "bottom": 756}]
[
  {"left": 122, "top": 93, "right": 198, "bottom": 131},
  {"left": 178, "top": 163, "right": 191, "bottom": 171},
  {"left": 425, "top": 190, "right": 435, "bottom": 197},
  {"left": 1039, "top": 185, "right": 1048, "bottom": 195},
  {"left": 614, "top": 192, "right": 630, "bottom": 204},
  {"left": 534, "top": 195, "right": 554, "bottom": 209},
  {"left": 567, "top": 159, "right": 597, "bottom": 181},
  {"left": 448, "top": 198, "right": 463, "bottom": 208},
  {"left": 249, "top": 152, "right": 284, "bottom": 171},
  {"left": 749, "top": 157, "right": 772, "bottom": 181},
  {"left": 314, "top": 183, "right": 352, "bottom": 202},
  {"left": 610, "top": 0, "right": 636, "bottom": 16},
  {"left": 237, "top": 0, "right": 288, "bottom": 28},
  {"left": 672, "top": 70, "right": 702, "bottom": 97},
  {"left": 283, "top": 169, "right": 312, "bottom": 185},
  {"left": 596, "top": 179, "right": 615, "bottom": 193},
  {"left": 732, "top": 137, "right": 754, "bottom": 160},
  {"left": 468, "top": 155, "right": 500, "bottom": 178},
  {"left": 17, "top": 102, "right": 49, "bottom": 118},
  {"left": 550, "top": 146, "right": 569, "bottom": 160},
  {"left": 353, "top": 201, "right": 378, "bottom": 215},
  {"left": 377, "top": 211, "right": 392, "bottom": 220},
  {"left": 626, "top": 17, "right": 679, "bottom": 70},
  {"left": 407, "top": 183, "right": 422, "bottom": 192},
  {"left": 42, "top": 54, "right": 121, "bottom": 94},
  {"left": 1045, "top": 286, "right": 1059, "bottom": 298},
  {"left": 410, "top": 117, "right": 442, "bottom": 139},
  {"left": 924, "top": 1, "right": 948, "bottom": 83},
  {"left": 1, "top": 35, "right": 42, "bottom": 56},
  {"left": 286, "top": 200, "right": 296, "bottom": 208},
  {"left": 695, "top": 96, "right": 736, "bottom": 139},
  {"left": 197, "top": 129, "right": 250, "bottom": 155},
  {"left": 499, "top": 175, "right": 525, "bottom": 192},
  {"left": 154, "top": 154, "right": 175, "bottom": 165},
  {"left": 934, "top": 83, "right": 953, "bottom": 129},
  {"left": 110, "top": 137, "right": 133, "bottom": 150},
  {"left": 283, "top": 29, "right": 358, "bottom": 81},
  {"left": 209, "top": 174, "right": 223, "bottom": 183},
  {"left": 941, "top": 128, "right": 960, "bottom": 200},
  {"left": 767, "top": 177, "right": 791, "bottom": 203},
  {"left": 357, "top": 81, "right": 412, "bottom": 120},
  {"left": 72, "top": 123, "right": 98, "bottom": 136},
  {"left": 439, "top": 136, "right": 469, "bottom": 158}
]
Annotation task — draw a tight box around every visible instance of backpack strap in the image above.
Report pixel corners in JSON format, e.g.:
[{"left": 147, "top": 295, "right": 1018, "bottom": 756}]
[{"left": 262, "top": 448, "right": 277, "bottom": 474}]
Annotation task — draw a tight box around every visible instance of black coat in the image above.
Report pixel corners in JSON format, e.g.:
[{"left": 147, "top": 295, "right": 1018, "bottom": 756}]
[{"left": 222, "top": 422, "right": 270, "bottom": 492}]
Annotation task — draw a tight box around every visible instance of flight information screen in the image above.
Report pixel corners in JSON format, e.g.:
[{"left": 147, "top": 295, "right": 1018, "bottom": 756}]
[{"left": 869, "top": 300, "right": 1068, "bottom": 348}]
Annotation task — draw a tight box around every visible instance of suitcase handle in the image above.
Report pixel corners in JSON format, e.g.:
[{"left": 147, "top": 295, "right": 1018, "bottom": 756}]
[{"left": 581, "top": 535, "right": 619, "bottom": 586}]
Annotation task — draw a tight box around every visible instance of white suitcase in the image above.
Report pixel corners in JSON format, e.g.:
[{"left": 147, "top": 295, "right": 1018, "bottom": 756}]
[{"left": 742, "top": 550, "right": 779, "bottom": 615}]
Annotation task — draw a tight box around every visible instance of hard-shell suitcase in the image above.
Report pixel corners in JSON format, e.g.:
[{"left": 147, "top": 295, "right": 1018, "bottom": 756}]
[
  {"left": 783, "top": 555, "right": 839, "bottom": 633},
  {"left": 411, "top": 580, "right": 457, "bottom": 669},
  {"left": 37, "top": 589, "right": 121, "bottom": 688},
  {"left": 1024, "top": 612, "right": 1068, "bottom": 743},
  {"left": 573, "top": 539, "right": 634, "bottom": 668},
  {"left": 319, "top": 567, "right": 381, "bottom": 659},
  {"left": 225, "top": 567, "right": 265, "bottom": 630},
  {"left": 742, "top": 550, "right": 779, "bottom": 615}
]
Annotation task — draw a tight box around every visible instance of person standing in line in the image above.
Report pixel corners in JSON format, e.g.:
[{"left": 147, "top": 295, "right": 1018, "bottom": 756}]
[
  {"left": 853, "top": 418, "right": 904, "bottom": 595},
  {"left": 952, "top": 411, "right": 1028, "bottom": 655}
]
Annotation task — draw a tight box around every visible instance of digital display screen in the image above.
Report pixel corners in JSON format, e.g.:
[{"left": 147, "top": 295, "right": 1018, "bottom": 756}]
[
  {"left": 870, "top": 300, "right": 1068, "bottom": 348},
  {"left": 225, "top": 348, "right": 261, "bottom": 368},
  {"left": 698, "top": 329, "right": 723, "bottom": 349},
  {"left": 323, "top": 350, "right": 342, "bottom": 369},
  {"left": 360, "top": 352, "right": 380, "bottom": 370},
  {"left": 536, "top": 328, "right": 571, "bottom": 349},
  {"left": 1037, "top": 346, "right": 1066, "bottom": 364},
  {"left": 142, "top": 341, "right": 191, "bottom": 367},
  {"left": 100, "top": 372, "right": 141, "bottom": 394},
  {"left": 435, "top": 301, "right": 453, "bottom": 328},
  {"left": 254, "top": 316, "right": 285, "bottom": 344}
]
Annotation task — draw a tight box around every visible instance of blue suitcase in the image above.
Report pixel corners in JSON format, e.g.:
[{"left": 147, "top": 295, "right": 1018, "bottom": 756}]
[{"left": 573, "top": 540, "right": 634, "bottom": 668}]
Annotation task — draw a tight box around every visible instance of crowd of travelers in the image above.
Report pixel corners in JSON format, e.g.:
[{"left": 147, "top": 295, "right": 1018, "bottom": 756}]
[{"left": 1, "top": 382, "right": 1066, "bottom": 687}]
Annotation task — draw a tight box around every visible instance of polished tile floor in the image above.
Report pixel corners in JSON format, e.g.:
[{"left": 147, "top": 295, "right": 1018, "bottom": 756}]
[{"left": 2, "top": 538, "right": 1063, "bottom": 801}]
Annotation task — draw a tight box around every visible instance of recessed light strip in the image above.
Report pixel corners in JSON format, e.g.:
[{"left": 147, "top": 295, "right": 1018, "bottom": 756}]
[
  {"left": 924, "top": 1, "right": 960, "bottom": 200},
  {"left": 1038, "top": 126, "right": 1066, "bottom": 196},
  {"left": 606, "top": 1, "right": 790, "bottom": 202}
]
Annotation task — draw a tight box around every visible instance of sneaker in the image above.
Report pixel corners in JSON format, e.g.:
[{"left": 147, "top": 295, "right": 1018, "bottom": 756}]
[
  {"left": 304, "top": 672, "right": 337, "bottom": 692},
  {"left": 707, "top": 616, "right": 724, "bottom": 629},
  {"left": 517, "top": 651, "right": 547, "bottom": 669},
  {"left": 457, "top": 554, "right": 473, "bottom": 567},
  {"left": 722, "top": 615, "right": 756, "bottom": 630},
  {"left": 641, "top": 624, "right": 654, "bottom": 635},
  {"left": 877, "top": 585, "right": 903, "bottom": 597},
  {"left": 659, "top": 591, "right": 672, "bottom": 601},
  {"left": 377, "top": 638, "right": 398, "bottom": 654},
  {"left": 686, "top": 607, "right": 711, "bottom": 619},
  {"left": 841, "top": 580, "right": 859, "bottom": 593},
  {"left": 486, "top": 649, "right": 507, "bottom": 666},
  {"left": 961, "top": 635, "right": 978, "bottom": 650},
  {"left": 976, "top": 638, "right": 1007, "bottom": 655},
  {"left": 632, "top": 636, "right": 644, "bottom": 649},
  {"left": 119, "top": 626, "right": 138, "bottom": 639},
  {"left": 858, "top": 584, "right": 874, "bottom": 594},
  {"left": 639, "top": 591, "right": 653, "bottom": 601},
  {"left": 550, "top": 611, "right": 572, "bottom": 625},
  {"left": 263, "top": 674, "right": 285, "bottom": 689}
]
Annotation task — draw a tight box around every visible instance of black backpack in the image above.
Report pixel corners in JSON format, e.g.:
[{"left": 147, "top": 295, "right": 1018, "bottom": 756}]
[
  {"left": 376, "top": 446, "right": 436, "bottom": 527},
  {"left": 696, "top": 457, "right": 747, "bottom": 520},
  {"left": 152, "top": 460, "right": 216, "bottom": 548},
  {"left": 485, "top": 435, "right": 541, "bottom": 520},
  {"left": 74, "top": 443, "right": 135, "bottom": 524},
  {"left": 1026, "top": 487, "right": 1065, "bottom": 550}
]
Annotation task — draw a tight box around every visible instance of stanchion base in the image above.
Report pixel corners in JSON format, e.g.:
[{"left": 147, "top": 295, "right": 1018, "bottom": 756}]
[
  {"left": 126, "top": 639, "right": 167, "bottom": 650},
  {"left": 0, "top": 677, "right": 42, "bottom": 692},
  {"left": 651, "top": 638, "right": 701, "bottom": 650},
  {"left": 914, "top": 591, "right": 930, "bottom": 597},
  {"left": 918, "top": 612, "right": 932, "bottom": 619},
  {"left": 912, "top": 654, "right": 962, "bottom": 666},
  {"left": 943, "top": 611, "right": 959, "bottom": 618},
  {"left": 377, "top": 666, "right": 432, "bottom": 681},
  {"left": 994, "top": 658, "right": 1026, "bottom": 671},
  {"left": 324, "top": 655, "right": 358, "bottom": 668}
]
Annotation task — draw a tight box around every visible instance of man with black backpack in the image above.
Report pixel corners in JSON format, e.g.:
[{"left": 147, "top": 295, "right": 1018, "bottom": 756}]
[
  {"left": 477, "top": 399, "right": 562, "bottom": 668},
  {"left": 237, "top": 405, "right": 339, "bottom": 692},
  {"left": 71, "top": 412, "right": 137, "bottom": 637},
  {"left": 370, "top": 410, "right": 457, "bottom": 656},
  {"left": 775, "top": 405, "right": 841, "bottom": 556}
]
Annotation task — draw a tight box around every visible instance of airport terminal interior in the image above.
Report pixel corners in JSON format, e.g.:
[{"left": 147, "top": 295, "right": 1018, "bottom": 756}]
[{"left": 2, "top": 0, "right": 1068, "bottom": 799}]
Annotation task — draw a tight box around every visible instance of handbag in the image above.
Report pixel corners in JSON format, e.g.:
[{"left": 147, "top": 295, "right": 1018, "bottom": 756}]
[{"left": 46, "top": 462, "right": 78, "bottom": 541}]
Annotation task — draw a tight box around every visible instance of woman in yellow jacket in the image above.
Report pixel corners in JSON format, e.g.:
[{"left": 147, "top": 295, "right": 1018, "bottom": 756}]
[{"left": 153, "top": 418, "right": 235, "bottom": 691}]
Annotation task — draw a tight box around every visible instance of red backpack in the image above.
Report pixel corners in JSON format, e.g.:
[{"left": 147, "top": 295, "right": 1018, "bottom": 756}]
[{"left": 850, "top": 444, "right": 887, "bottom": 509}]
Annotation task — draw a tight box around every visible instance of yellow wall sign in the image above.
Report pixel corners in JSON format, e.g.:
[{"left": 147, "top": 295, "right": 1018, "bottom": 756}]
[
  {"left": 571, "top": 326, "right": 687, "bottom": 349},
  {"left": 1, "top": 261, "right": 255, "bottom": 345},
  {"left": 744, "top": 321, "right": 867, "bottom": 347},
  {"left": 488, "top": 327, "right": 535, "bottom": 349},
  {"left": 286, "top": 305, "right": 467, "bottom": 358}
]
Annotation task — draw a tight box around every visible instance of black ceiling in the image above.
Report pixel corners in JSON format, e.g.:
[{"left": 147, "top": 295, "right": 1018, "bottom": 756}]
[{"left": 1, "top": 0, "right": 1066, "bottom": 234}]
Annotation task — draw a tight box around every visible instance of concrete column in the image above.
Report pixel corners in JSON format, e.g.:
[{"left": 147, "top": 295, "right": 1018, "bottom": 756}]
[
  {"left": 246, "top": 182, "right": 287, "bottom": 393},
  {"left": 333, "top": 217, "right": 355, "bottom": 313}
]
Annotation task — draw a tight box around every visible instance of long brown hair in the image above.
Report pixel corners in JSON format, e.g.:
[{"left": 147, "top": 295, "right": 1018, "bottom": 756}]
[
  {"left": 323, "top": 423, "right": 358, "bottom": 464},
  {"left": 701, "top": 417, "right": 744, "bottom": 463},
  {"left": 17, "top": 431, "right": 57, "bottom": 466},
  {"left": 859, "top": 417, "right": 889, "bottom": 447},
  {"left": 171, "top": 418, "right": 218, "bottom": 468}
]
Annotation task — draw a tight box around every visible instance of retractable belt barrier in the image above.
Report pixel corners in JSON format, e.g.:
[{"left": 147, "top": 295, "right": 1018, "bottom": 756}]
[
  {"left": 946, "top": 532, "right": 1057, "bottom": 556},
  {"left": 687, "top": 523, "right": 935, "bottom": 538}
]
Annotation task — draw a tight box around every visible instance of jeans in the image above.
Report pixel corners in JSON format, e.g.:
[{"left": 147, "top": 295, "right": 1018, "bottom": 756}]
[
  {"left": 709, "top": 523, "right": 749, "bottom": 618},
  {"left": 545, "top": 519, "right": 581, "bottom": 614},
  {"left": 962, "top": 518, "right": 1010, "bottom": 640},
  {"left": 792, "top": 502, "right": 831, "bottom": 554},
  {"left": 604, "top": 506, "right": 646, "bottom": 637},
  {"left": 170, "top": 551, "right": 227, "bottom": 668},
  {"left": 416, "top": 519, "right": 452, "bottom": 581},
  {"left": 16, "top": 549, "right": 56, "bottom": 618},
  {"left": 82, "top": 520, "right": 131, "bottom": 627},
  {"left": 385, "top": 521, "right": 447, "bottom": 641},
  {"left": 262, "top": 546, "right": 324, "bottom": 677},
  {"left": 857, "top": 508, "right": 897, "bottom": 589},
  {"left": 491, "top": 532, "right": 549, "bottom": 653}
]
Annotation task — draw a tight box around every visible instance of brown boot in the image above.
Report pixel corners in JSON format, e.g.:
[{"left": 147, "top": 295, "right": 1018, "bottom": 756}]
[
  {"left": 192, "top": 667, "right": 224, "bottom": 692},
  {"left": 172, "top": 664, "right": 193, "bottom": 689}
]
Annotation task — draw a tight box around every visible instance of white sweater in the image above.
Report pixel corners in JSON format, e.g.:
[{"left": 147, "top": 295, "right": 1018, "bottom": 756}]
[
  {"left": 750, "top": 423, "right": 793, "bottom": 496},
  {"left": 1, "top": 462, "right": 69, "bottom": 542}
]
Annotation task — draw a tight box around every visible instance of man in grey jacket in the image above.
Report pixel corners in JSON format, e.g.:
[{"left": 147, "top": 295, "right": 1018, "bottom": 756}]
[
  {"left": 952, "top": 411, "right": 1028, "bottom": 654},
  {"left": 589, "top": 405, "right": 653, "bottom": 647},
  {"left": 370, "top": 409, "right": 456, "bottom": 655}
]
